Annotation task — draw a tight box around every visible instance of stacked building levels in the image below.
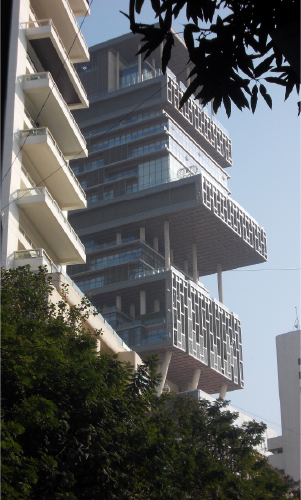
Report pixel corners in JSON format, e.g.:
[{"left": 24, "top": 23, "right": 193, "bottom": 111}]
[
  {"left": 68, "top": 30, "right": 268, "bottom": 395},
  {"left": 1, "top": 0, "right": 134, "bottom": 359}
]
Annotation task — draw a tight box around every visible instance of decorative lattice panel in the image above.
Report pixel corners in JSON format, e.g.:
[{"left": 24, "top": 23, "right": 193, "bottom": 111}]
[
  {"left": 202, "top": 175, "right": 267, "bottom": 260},
  {"left": 167, "top": 76, "right": 232, "bottom": 165}
]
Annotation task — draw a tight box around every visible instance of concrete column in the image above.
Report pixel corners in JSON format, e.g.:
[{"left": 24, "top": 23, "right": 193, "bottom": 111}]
[
  {"left": 219, "top": 383, "right": 227, "bottom": 400},
  {"left": 140, "top": 227, "right": 145, "bottom": 242},
  {"left": 116, "top": 51, "right": 120, "bottom": 87},
  {"left": 130, "top": 304, "right": 135, "bottom": 320},
  {"left": 184, "top": 260, "right": 188, "bottom": 274},
  {"left": 159, "top": 42, "right": 163, "bottom": 66},
  {"left": 164, "top": 221, "right": 170, "bottom": 267},
  {"left": 153, "top": 237, "right": 158, "bottom": 252},
  {"left": 116, "top": 233, "right": 122, "bottom": 245},
  {"left": 154, "top": 299, "right": 160, "bottom": 312},
  {"left": 140, "top": 290, "right": 146, "bottom": 315},
  {"left": 186, "top": 65, "right": 191, "bottom": 87},
  {"left": 189, "top": 368, "right": 201, "bottom": 391},
  {"left": 138, "top": 43, "right": 142, "bottom": 82},
  {"left": 192, "top": 243, "right": 198, "bottom": 284},
  {"left": 170, "top": 249, "right": 173, "bottom": 264},
  {"left": 116, "top": 295, "right": 121, "bottom": 310},
  {"left": 156, "top": 351, "right": 172, "bottom": 395},
  {"left": 217, "top": 264, "right": 223, "bottom": 304}
]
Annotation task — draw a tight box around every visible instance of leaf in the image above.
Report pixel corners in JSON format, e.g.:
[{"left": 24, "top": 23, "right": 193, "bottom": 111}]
[
  {"left": 260, "top": 84, "right": 272, "bottom": 108},
  {"left": 264, "top": 77, "right": 286, "bottom": 86},
  {"left": 223, "top": 94, "right": 231, "bottom": 118},
  {"left": 135, "top": 0, "right": 145, "bottom": 14},
  {"left": 251, "top": 85, "right": 258, "bottom": 113},
  {"left": 254, "top": 54, "right": 275, "bottom": 78},
  {"left": 285, "top": 81, "right": 295, "bottom": 101}
]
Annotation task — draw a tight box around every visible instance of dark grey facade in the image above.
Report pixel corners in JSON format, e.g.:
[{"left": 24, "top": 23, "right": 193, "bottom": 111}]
[{"left": 68, "top": 30, "right": 267, "bottom": 394}]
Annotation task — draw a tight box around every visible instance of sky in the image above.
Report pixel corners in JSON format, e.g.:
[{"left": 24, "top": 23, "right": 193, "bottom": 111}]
[{"left": 79, "top": 1, "right": 300, "bottom": 434}]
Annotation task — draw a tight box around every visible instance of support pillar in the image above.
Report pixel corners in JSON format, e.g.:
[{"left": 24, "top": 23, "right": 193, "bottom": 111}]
[
  {"left": 130, "top": 304, "right": 135, "bottom": 320},
  {"left": 219, "top": 383, "right": 227, "bottom": 400},
  {"left": 184, "top": 260, "right": 188, "bottom": 274},
  {"left": 140, "top": 290, "right": 146, "bottom": 315},
  {"left": 156, "top": 351, "right": 172, "bottom": 395},
  {"left": 154, "top": 299, "right": 160, "bottom": 312},
  {"left": 116, "top": 233, "right": 121, "bottom": 245},
  {"left": 217, "top": 264, "right": 223, "bottom": 303},
  {"left": 140, "top": 227, "right": 145, "bottom": 242},
  {"left": 189, "top": 368, "right": 201, "bottom": 391},
  {"left": 153, "top": 237, "right": 158, "bottom": 252},
  {"left": 192, "top": 243, "right": 198, "bottom": 284},
  {"left": 116, "top": 295, "right": 121, "bottom": 310},
  {"left": 138, "top": 43, "right": 142, "bottom": 82},
  {"left": 164, "top": 221, "right": 170, "bottom": 267},
  {"left": 116, "top": 51, "right": 119, "bottom": 87}
]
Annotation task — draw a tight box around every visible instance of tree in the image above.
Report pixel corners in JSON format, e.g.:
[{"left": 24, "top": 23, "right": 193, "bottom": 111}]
[
  {"left": 1, "top": 266, "right": 298, "bottom": 499},
  {"left": 125, "top": 0, "right": 300, "bottom": 116}
]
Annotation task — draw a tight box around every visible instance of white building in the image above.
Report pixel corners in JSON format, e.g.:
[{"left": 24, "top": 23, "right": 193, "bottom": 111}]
[
  {"left": 267, "top": 329, "right": 301, "bottom": 480},
  {"left": 1, "top": 0, "right": 137, "bottom": 361}
]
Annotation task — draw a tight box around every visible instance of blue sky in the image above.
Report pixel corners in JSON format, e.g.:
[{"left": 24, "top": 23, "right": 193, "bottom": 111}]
[{"left": 79, "top": 1, "right": 300, "bottom": 434}]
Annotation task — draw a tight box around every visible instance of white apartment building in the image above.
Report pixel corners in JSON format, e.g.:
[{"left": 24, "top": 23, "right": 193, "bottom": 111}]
[
  {"left": 1, "top": 0, "right": 136, "bottom": 360},
  {"left": 268, "top": 329, "right": 301, "bottom": 480}
]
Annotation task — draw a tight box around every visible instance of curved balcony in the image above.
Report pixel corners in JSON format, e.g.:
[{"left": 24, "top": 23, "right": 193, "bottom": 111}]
[
  {"left": 23, "top": 73, "right": 87, "bottom": 159},
  {"left": 29, "top": 0, "right": 89, "bottom": 62},
  {"left": 20, "top": 128, "right": 86, "bottom": 210},
  {"left": 21, "top": 19, "right": 88, "bottom": 109},
  {"left": 16, "top": 187, "right": 86, "bottom": 264}
]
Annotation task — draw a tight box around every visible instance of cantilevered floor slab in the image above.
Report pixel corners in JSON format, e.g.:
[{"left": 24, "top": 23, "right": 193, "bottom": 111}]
[
  {"left": 70, "top": 174, "right": 267, "bottom": 275},
  {"left": 23, "top": 73, "right": 87, "bottom": 159},
  {"left": 20, "top": 128, "right": 87, "bottom": 210}
]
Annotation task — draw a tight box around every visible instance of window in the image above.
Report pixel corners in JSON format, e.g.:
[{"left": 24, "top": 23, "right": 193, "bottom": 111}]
[
  {"left": 87, "top": 194, "right": 98, "bottom": 204},
  {"left": 298, "top": 358, "right": 301, "bottom": 365},
  {"left": 80, "top": 180, "right": 87, "bottom": 188},
  {"left": 126, "top": 181, "right": 138, "bottom": 194},
  {"left": 103, "top": 188, "right": 113, "bottom": 200}
]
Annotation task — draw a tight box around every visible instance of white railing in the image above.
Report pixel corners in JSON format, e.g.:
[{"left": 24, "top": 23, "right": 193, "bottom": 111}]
[
  {"left": 24, "top": 108, "right": 36, "bottom": 128},
  {"left": 20, "top": 127, "right": 86, "bottom": 198},
  {"left": 64, "top": 0, "right": 89, "bottom": 54},
  {"left": 14, "top": 248, "right": 61, "bottom": 273},
  {"left": 21, "top": 165, "right": 35, "bottom": 187},
  {"left": 18, "top": 224, "right": 37, "bottom": 249},
  {"left": 17, "top": 187, "right": 85, "bottom": 252},
  {"left": 21, "top": 19, "right": 87, "bottom": 98},
  {"left": 23, "top": 72, "right": 86, "bottom": 141}
]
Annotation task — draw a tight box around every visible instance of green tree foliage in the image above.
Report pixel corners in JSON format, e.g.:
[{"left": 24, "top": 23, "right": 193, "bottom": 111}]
[
  {"left": 125, "top": 0, "right": 300, "bottom": 116},
  {"left": 1, "top": 266, "right": 299, "bottom": 499}
]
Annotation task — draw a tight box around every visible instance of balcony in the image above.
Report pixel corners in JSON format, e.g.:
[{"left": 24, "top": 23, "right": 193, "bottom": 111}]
[
  {"left": 16, "top": 187, "right": 86, "bottom": 264},
  {"left": 21, "top": 20, "right": 88, "bottom": 109},
  {"left": 20, "top": 128, "right": 87, "bottom": 210},
  {"left": 23, "top": 73, "right": 87, "bottom": 159},
  {"left": 30, "top": 0, "right": 89, "bottom": 62},
  {"left": 14, "top": 248, "right": 61, "bottom": 273},
  {"left": 68, "top": 0, "right": 90, "bottom": 17}
]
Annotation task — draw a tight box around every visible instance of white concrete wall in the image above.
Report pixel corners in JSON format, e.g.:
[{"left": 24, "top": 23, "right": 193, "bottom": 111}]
[{"left": 268, "top": 330, "right": 301, "bottom": 480}]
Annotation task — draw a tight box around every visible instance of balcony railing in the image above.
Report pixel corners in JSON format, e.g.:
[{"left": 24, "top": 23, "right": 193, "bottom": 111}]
[
  {"left": 21, "top": 19, "right": 87, "bottom": 97},
  {"left": 14, "top": 248, "right": 61, "bottom": 273},
  {"left": 20, "top": 127, "right": 86, "bottom": 198},
  {"left": 26, "top": 53, "right": 38, "bottom": 73},
  {"left": 18, "top": 224, "right": 37, "bottom": 249},
  {"left": 17, "top": 187, "right": 85, "bottom": 252},
  {"left": 21, "top": 165, "right": 35, "bottom": 187},
  {"left": 23, "top": 72, "right": 86, "bottom": 137},
  {"left": 24, "top": 108, "right": 37, "bottom": 128}
]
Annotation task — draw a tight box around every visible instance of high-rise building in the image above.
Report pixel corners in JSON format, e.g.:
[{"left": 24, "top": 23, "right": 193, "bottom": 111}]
[
  {"left": 268, "top": 329, "right": 301, "bottom": 480},
  {"left": 1, "top": 0, "right": 133, "bottom": 359},
  {"left": 68, "top": 30, "right": 267, "bottom": 396}
]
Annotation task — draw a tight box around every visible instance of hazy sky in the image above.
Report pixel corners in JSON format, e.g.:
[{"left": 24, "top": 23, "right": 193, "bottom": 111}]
[{"left": 78, "top": 1, "right": 300, "bottom": 434}]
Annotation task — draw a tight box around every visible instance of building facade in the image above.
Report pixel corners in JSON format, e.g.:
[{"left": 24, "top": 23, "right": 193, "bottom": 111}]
[
  {"left": 68, "top": 30, "right": 267, "bottom": 396},
  {"left": 1, "top": 0, "right": 133, "bottom": 358},
  {"left": 268, "top": 329, "right": 301, "bottom": 480}
]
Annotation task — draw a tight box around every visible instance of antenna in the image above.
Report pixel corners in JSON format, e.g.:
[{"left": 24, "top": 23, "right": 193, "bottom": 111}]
[{"left": 293, "top": 307, "right": 300, "bottom": 330}]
